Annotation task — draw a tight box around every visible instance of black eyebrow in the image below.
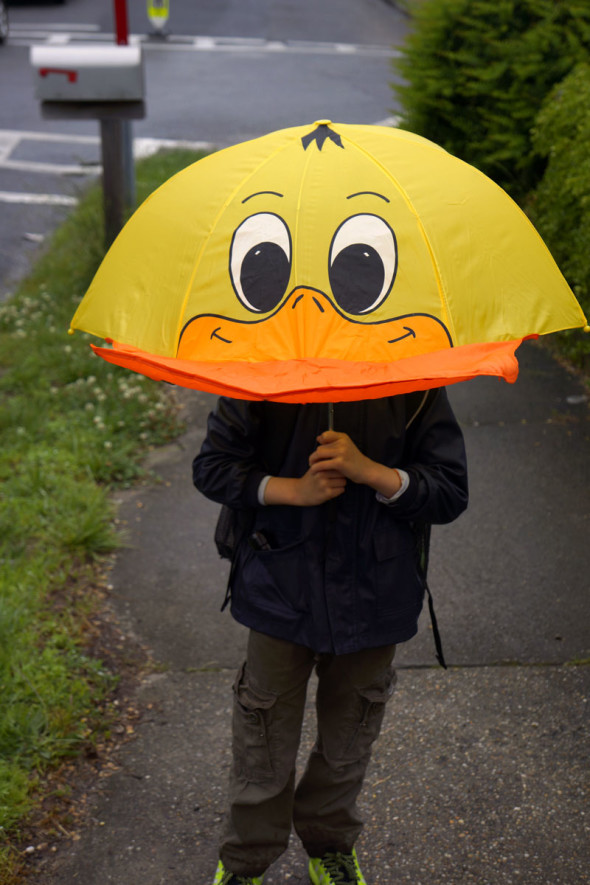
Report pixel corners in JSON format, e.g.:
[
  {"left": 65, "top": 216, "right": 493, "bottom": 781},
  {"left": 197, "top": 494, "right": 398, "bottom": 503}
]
[
  {"left": 242, "top": 191, "right": 284, "bottom": 203},
  {"left": 347, "top": 191, "right": 390, "bottom": 203}
]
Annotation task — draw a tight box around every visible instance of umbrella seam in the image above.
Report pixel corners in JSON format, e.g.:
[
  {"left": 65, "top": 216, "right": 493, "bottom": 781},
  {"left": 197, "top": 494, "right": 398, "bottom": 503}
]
[
  {"left": 173, "top": 138, "right": 298, "bottom": 354},
  {"left": 339, "top": 130, "right": 457, "bottom": 345},
  {"left": 293, "top": 146, "right": 315, "bottom": 357}
]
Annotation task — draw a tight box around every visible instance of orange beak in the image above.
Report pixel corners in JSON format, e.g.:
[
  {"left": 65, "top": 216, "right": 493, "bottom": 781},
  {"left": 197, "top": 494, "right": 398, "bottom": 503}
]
[
  {"left": 95, "top": 286, "right": 517, "bottom": 402},
  {"left": 177, "top": 288, "right": 452, "bottom": 363}
]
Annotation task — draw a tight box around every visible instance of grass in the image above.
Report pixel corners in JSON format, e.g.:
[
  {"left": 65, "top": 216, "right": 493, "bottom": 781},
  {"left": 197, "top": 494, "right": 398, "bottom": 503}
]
[{"left": 0, "top": 147, "right": 206, "bottom": 877}]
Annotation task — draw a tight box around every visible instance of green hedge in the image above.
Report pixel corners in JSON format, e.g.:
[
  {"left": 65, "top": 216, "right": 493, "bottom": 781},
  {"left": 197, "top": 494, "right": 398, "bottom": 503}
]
[
  {"left": 529, "top": 62, "right": 590, "bottom": 364},
  {"left": 394, "top": 0, "right": 590, "bottom": 201}
]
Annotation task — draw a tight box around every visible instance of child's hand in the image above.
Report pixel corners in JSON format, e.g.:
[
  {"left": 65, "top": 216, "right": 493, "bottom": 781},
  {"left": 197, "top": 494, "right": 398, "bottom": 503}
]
[
  {"left": 264, "top": 431, "right": 401, "bottom": 507},
  {"left": 264, "top": 467, "right": 345, "bottom": 507},
  {"left": 296, "top": 466, "right": 347, "bottom": 506},
  {"left": 309, "top": 431, "right": 403, "bottom": 498},
  {"left": 309, "top": 431, "right": 371, "bottom": 485}
]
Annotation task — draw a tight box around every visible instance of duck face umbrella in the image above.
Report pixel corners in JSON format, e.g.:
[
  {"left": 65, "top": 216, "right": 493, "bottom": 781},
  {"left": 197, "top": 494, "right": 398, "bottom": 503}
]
[{"left": 70, "top": 121, "right": 588, "bottom": 403}]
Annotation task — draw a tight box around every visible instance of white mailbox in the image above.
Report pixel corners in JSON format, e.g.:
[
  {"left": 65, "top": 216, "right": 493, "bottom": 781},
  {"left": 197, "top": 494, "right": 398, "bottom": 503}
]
[{"left": 31, "top": 44, "right": 144, "bottom": 103}]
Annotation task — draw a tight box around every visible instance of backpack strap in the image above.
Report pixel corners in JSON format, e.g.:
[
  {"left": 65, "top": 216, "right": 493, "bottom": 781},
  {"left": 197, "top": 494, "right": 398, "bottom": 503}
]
[
  {"left": 412, "top": 520, "right": 447, "bottom": 669},
  {"left": 405, "top": 391, "right": 448, "bottom": 669}
]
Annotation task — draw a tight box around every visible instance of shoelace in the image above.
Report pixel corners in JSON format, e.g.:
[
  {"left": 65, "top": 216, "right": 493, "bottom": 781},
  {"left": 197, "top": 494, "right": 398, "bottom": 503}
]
[{"left": 320, "top": 851, "right": 358, "bottom": 884}]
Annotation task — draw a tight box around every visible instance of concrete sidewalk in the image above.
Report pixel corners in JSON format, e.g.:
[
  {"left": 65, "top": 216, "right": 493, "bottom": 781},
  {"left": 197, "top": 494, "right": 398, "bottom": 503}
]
[{"left": 39, "top": 343, "right": 589, "bottom": 884}]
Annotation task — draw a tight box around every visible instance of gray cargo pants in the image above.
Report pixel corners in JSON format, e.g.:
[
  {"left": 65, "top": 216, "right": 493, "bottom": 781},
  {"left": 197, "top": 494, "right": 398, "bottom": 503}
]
[{"left": 220, "top": 629, "right": 397, "bottom": 877}]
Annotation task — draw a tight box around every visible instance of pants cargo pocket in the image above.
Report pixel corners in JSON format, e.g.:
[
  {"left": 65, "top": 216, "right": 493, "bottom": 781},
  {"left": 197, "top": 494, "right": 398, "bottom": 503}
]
[
  {"left": 232, "top": 662, "right": 278, "bottom": 783},
  {"left": 341, "top": 667, "right": 397, "bottom": 762}
]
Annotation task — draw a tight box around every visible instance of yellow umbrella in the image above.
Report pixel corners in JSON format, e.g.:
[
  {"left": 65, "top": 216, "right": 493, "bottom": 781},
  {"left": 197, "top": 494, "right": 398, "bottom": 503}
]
[{"left": 70, "top": 121, "right": 588, "bottom": 402}]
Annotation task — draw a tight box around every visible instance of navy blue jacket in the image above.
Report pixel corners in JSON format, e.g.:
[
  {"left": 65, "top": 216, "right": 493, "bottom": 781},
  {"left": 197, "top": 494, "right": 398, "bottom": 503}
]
[{"left": 193, "top": 391, "right": 468, "bottom": 655}]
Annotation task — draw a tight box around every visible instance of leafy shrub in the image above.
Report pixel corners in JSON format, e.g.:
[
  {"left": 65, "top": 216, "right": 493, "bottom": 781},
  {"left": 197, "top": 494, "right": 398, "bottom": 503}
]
[
  {"left": 393, "top": 0, "right": 590, "bottom": 200},
  {"left": 529, "top": 62, "right": 590, "bottom": 365}
]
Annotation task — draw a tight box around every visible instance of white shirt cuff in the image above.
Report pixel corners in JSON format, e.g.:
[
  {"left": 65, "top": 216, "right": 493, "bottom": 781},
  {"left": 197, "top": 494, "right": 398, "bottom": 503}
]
[
  {"left": 376, "top": 469, "right": 410, "bottom": 504},
  {"left": 258, "top": 474, "right": 272, "bottom": 505}
]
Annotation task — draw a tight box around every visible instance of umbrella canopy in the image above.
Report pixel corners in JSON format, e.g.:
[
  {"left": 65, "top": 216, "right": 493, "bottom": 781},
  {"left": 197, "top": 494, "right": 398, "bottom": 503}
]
[{"left": 70, "top": 121, "right": 588, "bottom": 402}]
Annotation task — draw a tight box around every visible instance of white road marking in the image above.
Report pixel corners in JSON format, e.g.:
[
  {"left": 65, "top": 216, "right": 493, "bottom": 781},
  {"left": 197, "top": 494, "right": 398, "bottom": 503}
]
[
  {"left": 0, "top": 190, "right": 78, "bottom": 206},
  {"left": 0, "top": 129, "right": 99, "bottom": 146},
  {"left": 374, "top": 115, "right": 402, "bottom": 128},
  {"left": 8, "top": 26, "right": 399, "bottom": 57},
  {"left": 12, "top": 22, "right": 101, "bottom": 32},
  {"left": 1, "top": 158, "right": 100, "bottom": 176},
  {"left": 45, "top": 33, "right": 73, "bottom": 45},
  {"left": 0, "top": 131, "right": 214, "bottom": 180},
  {"left": 133, "top": 136, "right": 214, "bottom": 158}
]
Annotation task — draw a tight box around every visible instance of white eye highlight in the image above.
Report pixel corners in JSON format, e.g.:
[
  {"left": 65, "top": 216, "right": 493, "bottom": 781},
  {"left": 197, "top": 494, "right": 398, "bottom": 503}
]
[
  {"left": 329, "top": 214, "right": 397, "bottom": 314},
  {"left": 230, "top": 213, "right": 292, "bottom": 313}
]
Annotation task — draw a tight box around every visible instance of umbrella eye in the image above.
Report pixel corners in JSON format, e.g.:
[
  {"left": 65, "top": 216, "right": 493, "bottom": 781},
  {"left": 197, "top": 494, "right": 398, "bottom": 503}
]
[
  {"left": 329, "top": 214, "right": 397, "bottom": 315},
  {"left": 230, "top": 213, "right": 292, "bottom": 313}
]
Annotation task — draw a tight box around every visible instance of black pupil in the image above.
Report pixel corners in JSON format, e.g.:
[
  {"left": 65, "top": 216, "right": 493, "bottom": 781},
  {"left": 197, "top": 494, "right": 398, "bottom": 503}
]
[
  {"left": 329, "top": 244, "right": 385, "bottom": 314},
  {"left": 240, "top": 242, "right": 290, "bottom": 312}
]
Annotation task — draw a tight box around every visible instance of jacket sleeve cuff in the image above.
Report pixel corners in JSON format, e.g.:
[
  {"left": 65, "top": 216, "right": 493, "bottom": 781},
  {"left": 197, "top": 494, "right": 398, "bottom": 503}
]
[
  {"left": 376, "top": 469, "right": 410, "bottom": 504},
  {"left": 244, "top": 468, "right": 268, "bottom": 508},
  {"left": 380, "top": 467, "right": 423, "bottom": 515},
  {"left": 257, "top": 475, "right": 272, "bottom": 505}
]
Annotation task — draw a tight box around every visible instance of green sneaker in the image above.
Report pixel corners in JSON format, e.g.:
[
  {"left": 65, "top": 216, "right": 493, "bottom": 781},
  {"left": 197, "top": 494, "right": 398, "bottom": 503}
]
[
  {"left": 309, "top": 848, "right": 367, "bottom": 885},
  {"left": 212, "top": 859, "right": 265, "bottom": 885}
]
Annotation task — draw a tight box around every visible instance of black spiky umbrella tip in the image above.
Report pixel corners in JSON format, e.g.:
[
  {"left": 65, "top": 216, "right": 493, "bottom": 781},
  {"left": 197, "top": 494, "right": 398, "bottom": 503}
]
[{"left": 301, "top": 120, "right": 344, "bottom": 151}]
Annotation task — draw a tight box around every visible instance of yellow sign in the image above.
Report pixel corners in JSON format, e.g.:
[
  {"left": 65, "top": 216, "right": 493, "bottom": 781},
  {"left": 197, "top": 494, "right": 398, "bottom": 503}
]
[{"left": 147, "top": 0, "right": 169, "bottom": 29}]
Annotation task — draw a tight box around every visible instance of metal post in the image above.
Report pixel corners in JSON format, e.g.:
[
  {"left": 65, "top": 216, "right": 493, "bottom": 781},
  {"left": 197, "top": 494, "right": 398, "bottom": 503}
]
[
  {"left": 121, "top": 119, "right": 136, "bottom": 210},
  {"left": 104, "top": 0, "right": 135, "bottom": 243},
  {"left": 100, "top": 117, "right": 126, "bottom": 248}
]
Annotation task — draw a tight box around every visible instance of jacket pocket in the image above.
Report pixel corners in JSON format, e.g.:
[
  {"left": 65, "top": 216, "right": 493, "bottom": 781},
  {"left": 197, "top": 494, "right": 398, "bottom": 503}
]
[
  {"left": 372, "top": 525, "right": 422, "bottom": 617},
  {"left": 373, "top": 523, "right": 415, "bottom": 562},
  {"left": 241, "top": 535, "right": 310, "bottom": 615}
]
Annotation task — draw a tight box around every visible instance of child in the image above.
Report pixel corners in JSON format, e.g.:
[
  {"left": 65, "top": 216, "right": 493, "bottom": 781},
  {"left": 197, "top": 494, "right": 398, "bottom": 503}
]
[{"left": 193, "top": 389, "right": 468, "bottom": 885}]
